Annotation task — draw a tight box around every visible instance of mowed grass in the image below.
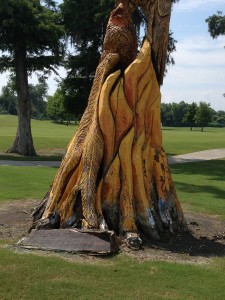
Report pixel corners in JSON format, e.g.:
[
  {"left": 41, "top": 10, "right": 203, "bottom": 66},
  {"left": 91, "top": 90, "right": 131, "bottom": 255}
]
[
  {"left": 0, "top": 117, "right": 225, "bottom": 299},
  {"left": 162, "top": 127, "right": 225, "bottom": 155},
  {"left": 0, "top": 114, "right": 77, "bottom": 154},
  {"left": 0, "top": 166, "right": 57, "bottom": 201},
  {"left": 170, "top": 159, "right": 225, "bottom": 218},
  {"left": 0, "top": 115, "right": 225, "bottom": 156},
  {"left": 0, "top": 249, "right": 224, "bottom": 300},
  {"left": 0, "top": 159, "right": 224, "bottom": 218}
]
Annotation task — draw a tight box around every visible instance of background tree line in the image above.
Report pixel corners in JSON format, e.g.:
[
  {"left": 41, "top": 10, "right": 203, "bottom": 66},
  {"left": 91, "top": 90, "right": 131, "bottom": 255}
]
[
  {"left": 1, "top": 79, "right": 225, "bottom": 131},
  {"left": 0, "top": 0, "right": 224, "bottom": 155},
  {"left": 161, "top": 101, "right": 225, "bottom": 131}
]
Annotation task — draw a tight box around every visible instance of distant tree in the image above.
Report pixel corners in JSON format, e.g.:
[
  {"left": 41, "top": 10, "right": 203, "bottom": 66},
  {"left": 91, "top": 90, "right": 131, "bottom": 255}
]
[
  {"left": 171, "top": 101, "right": 189, "bottom": 127},
  {"left": 206, "top": 11, "right": 225, "bottom": 39},
  {"left": 29, "top": 80, "right": 48, "bottom": 120},
  {"left": 161, "top": 103, "right": 173, "bottom": 126},
  {"left": 46, "top": 90, "right": 67, "bottom": 123},
  {"left": 182, "top": 102, "right": 198, "bottom": 130},
  {"left": 0, "top": 0, "right": 65, "bottom": 155},
  {"left": 213, "top": 110, "right": 225, "bottom": 126},
  {"left": 0, "top": 79, "right": 48, "bottom": 119},
  {"left": 0, "top": 80, "right": 17, "bottom": 115},
  {"left": 195, "top": 102, "right": 212, "bottom": 131},
  {"left": 161, "top": 101, "right": 188, "bottom": 127}
]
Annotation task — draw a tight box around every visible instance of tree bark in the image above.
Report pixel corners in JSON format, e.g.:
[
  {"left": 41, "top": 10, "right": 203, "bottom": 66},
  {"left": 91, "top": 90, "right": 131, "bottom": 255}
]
[
  {"left": 32, "top": 1, "right": 187, "bottom": 247},
  {"left": 7, "top": 49, "right": 36, "bottom": 156},
  {"left": 33, "top": 40, "right": 186, "bottom": 245}
]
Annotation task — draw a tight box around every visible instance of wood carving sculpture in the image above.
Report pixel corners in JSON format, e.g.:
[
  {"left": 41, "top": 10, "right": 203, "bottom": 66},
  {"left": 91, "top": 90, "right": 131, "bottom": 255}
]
[{"left": 33, "top": 0, "right": 187, "bottom": 247}]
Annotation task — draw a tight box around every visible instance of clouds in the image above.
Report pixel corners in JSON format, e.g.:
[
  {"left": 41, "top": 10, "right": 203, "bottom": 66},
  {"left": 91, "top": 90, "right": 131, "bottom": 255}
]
[
  {"left": 161, "top": 34, "right": 225, "bottom": 110},
  {"left": 174, "top": 35, "right": 225, "bottom": 67},
  {"left": 176, "top": 0, "right": 225, "bottom": 12}
]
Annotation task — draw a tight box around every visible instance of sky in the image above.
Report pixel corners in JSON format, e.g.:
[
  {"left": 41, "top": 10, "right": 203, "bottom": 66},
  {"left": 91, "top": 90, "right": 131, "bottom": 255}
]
[
  {"left": 161, "top": 0, "right": 225, "bottom": 111},
  {"left": 0, "top": 0, "right": 225, "bottom": 111}
]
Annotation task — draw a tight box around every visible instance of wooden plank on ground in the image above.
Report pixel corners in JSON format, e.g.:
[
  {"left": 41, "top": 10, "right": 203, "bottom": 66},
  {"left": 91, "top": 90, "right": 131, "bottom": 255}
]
[{"left": 18, "top": 229, "right": 119, "bottom": 254}]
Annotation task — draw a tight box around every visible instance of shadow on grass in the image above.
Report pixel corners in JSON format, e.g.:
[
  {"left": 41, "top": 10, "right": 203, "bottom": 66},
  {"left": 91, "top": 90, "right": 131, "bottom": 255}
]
[
  {"left": 170, "top": 160, "right": 225, "bottom": 212},
  {"left": 175, "top": 182, "right": 225, "bottom": 201},
  {"left": 171, "top": 160, "right": 225, "bottom": 183}
]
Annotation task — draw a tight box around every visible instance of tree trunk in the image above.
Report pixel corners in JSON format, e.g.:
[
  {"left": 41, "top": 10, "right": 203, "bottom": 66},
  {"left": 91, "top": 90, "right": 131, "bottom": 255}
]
[
  {"left": 33, "top": 39, "right": 187, "bottom": 246},
  {"left": 32, "top": 2, "right": 187, "bottom": 248},
  {"left": 7, "top": 49, "right": 36, "bottom": 156}
]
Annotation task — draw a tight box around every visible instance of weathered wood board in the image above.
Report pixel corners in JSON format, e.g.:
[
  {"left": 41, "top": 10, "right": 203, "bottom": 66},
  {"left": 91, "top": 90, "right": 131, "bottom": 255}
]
[{"left": 18, "top": 229, "right": 119, "bottom": 254}]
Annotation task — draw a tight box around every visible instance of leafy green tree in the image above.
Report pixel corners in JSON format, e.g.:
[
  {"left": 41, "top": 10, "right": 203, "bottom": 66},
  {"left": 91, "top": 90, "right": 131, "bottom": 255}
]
[
  {"left": 212, "top": 110, "right": 225, "bottom": 127},
  {"left": 29, "top": 80, "right": 48, "bottom": 119},
  {"left": 0, "top": 78, "right": 48, "bottom": 118},
  {"left": 171, "top": 101, "right": 188, "bottom": 127},
  {"left": 161, "top": 103, "right": 173, "bottom": 126},
  {"left": 0, "top": 80, "right": 17, "bottom": 115},
  {"left": 206, "top": 11, "right": 225, "bottom": 38},
  {"left": 182, "top": 102, "right": 198, "bottom": 130},
  {"left": 161, "top": 101, "right": 188, "bottom": 127},
  {"left": 0, "top": 0, "right": 64, "bottom": 155},
  {"left": 46, "top": 90, "right": 67, "bottom": 123},
  {"left": 195, "top": 102, "right": 212, "bottom": 132},
  {"left": 59, "top": 0, "right": 116, "bottom": 119}
]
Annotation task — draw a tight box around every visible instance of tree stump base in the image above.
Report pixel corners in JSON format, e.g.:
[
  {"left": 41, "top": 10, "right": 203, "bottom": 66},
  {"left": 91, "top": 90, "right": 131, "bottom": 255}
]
[{"left": 32, "top": 5, "right": 187, "bottom": 245}]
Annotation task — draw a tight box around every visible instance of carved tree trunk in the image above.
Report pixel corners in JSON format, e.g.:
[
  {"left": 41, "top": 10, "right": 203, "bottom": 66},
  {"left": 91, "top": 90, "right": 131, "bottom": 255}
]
[{"left": 33, "top": 1, "right": 186, "bottom": 246}]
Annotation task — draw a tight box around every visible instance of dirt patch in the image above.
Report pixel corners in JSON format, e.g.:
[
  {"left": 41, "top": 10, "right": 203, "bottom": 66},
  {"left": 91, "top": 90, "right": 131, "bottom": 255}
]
[
  {"left": 124, "top": 211, "right": 225, "bottom": 264},
  {"left": 0, "top": 200, "right": 225, "bottom": 264},
  {"left": 0, "top": 199, "right": 38, "bottom": 242}
]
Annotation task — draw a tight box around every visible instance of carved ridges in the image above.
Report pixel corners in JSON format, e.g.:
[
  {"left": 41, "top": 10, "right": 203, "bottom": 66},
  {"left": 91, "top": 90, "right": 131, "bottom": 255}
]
[
  {"left": 36, "top": 11, "right": 186, "bottom": 238},
  {"left": 43, "top": 53, "right": 119, "bottom": 220},
  {"left": 96, "top": 39, "right": 185, "bottom": 235}
]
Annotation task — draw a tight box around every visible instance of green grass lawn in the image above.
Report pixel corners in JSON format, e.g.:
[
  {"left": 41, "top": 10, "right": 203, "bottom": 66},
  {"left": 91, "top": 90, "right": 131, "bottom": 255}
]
[
  {"left": 162, "top": 127, "right": 225, "bottom": 155},
  {"left": 0, "top": 115, "right": 225, "bottom": 157},
  {"left": 0, "top": 115, "right": 77, "bottom": 155},
  {"left": 0, "top": 159, "right": 224, "bottom": 218},
  {"left": 0, "top": 162, "right": 224, "bottom": 299},
  {"left": 0, "top": 249, "right": 224, "bottom": 300},
  {"left": 170, "top": 159, "right": 225, "bottom": 218},
  {"left": 0, "top": 115, "right": 225, "bottom": 299},
  {"left": 0, "top": 166, "right": 57, "bottom": 201}
]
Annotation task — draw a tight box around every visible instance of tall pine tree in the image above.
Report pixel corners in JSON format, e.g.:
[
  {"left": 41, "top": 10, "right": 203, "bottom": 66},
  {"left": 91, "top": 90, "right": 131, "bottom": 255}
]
[{"left": 0, "top": 0, "right": 64, "bottom": 155}]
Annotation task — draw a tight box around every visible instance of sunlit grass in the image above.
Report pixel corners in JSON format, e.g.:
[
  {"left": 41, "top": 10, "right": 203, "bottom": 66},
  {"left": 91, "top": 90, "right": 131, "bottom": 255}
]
[
  {"left": 1, "top": 160, "right": 224, "bottom": 218},
  {"left": 162, "top": 127, "right": 225, "bottom": 155},
  {"left": 0, "top": 116, "right": 224, "bottom": 299},
  {"left": 0, "top": 249, "right": 224, "bottom": 300},
  {"left": 0, "top": 115, "right": 225, "bottom": 157},
  {"left": 0, "top": 115, "right": 77, "bottom": 154},
  {"left": 0, "top": 166, "right": 57, "bottom": 201}
]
